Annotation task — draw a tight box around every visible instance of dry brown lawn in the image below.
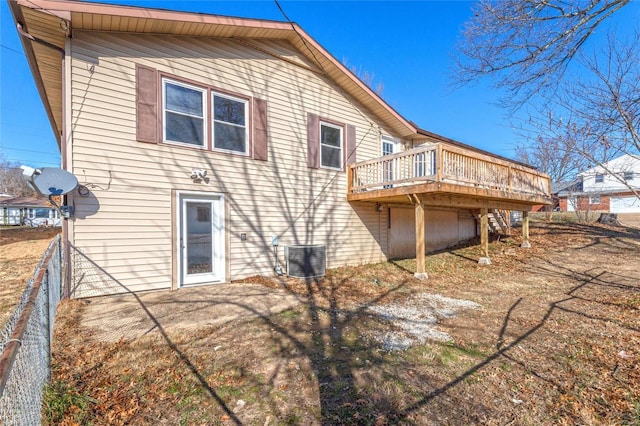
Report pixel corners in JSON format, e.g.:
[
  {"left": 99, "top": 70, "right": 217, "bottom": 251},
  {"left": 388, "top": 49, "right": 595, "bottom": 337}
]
[
  {"left": 0, "top": 227, "right": 60, "bottom": 329},
  {"left": 45, "top": 221, "right": 639, "bottom": 425}
]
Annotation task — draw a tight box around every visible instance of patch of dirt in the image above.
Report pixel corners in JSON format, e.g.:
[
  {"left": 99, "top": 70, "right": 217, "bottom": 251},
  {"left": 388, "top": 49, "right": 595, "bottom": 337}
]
[
  {"left": 0, "top": 227, "right": 60, "bottom": 329},
  {"left": 47, "top": 222, "right": 640, "bottom": 425}
]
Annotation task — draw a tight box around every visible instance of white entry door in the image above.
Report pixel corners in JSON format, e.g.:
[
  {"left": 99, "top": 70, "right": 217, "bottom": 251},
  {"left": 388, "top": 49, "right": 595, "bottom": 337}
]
[{"left": 178, "top": 193, "right": 225, "bottom": 286}]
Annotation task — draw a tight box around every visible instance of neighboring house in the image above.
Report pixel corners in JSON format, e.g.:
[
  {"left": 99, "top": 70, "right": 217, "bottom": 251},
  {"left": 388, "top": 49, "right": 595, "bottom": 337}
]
[
  {"left": 10, "top": 0, "right": 550, "bottom": 297},
  {"left": 0, "top": 196, "right": 60, "bottom": 226},
  {"left": 558, "top": 154, "right": 640, "bottom": 213},
  {"left": 531, "top": 180, "right": 580, "bottom": 212}
]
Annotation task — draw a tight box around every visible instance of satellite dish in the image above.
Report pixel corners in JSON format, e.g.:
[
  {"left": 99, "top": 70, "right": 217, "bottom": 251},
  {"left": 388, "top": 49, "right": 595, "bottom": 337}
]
[{"left": 30, "top": 167, "right": 79, "bottom": 196}]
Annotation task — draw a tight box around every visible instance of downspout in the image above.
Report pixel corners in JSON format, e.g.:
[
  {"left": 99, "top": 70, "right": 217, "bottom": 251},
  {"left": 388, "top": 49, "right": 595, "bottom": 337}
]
[
  {"left": 17, "top": 21, "right": 73, "bottom": 297},
  {"left": 17, "top": 23, "right": 65, "bottom": 56}
]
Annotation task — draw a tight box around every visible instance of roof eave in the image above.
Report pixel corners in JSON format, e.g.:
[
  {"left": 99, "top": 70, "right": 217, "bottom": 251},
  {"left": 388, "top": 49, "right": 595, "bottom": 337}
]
[
  {"left": 9, "top": 0, "right": 62, "bottom": 149},
  {"left": 12, "top": 0, "right": 418, "bottom": 140},
  {"left": 288, "top": 24, "right": 417, "bottom": 138}
]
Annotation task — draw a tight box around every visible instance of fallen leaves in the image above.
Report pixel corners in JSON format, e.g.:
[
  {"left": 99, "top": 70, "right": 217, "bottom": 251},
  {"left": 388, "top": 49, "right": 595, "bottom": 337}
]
[{"left": 43, "top": 221, "right": 640, "bottom": 425}]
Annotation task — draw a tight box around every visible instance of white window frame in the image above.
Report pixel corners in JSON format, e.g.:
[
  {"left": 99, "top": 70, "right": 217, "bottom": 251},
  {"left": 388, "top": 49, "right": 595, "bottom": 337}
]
[
  {"left": 319, "top": 121, "right": 344, "bottom": 171},
  {"left": 381, "top": 135, "right": 400, "bottom": 156},
  {"left": 595, "top": 173, "right": 605, "bottom": 183},
  {"left": 624, "top": 171, "right": 634, "bottom": 181},
  {"left": 589, "top": 195, "right": 601, "bottom": 204},
  {"left": 162, "top": 78, "right": 207, "bottom": 149},
  {"left": 211, "top": 92, "right": 250, "bottom": 155}
]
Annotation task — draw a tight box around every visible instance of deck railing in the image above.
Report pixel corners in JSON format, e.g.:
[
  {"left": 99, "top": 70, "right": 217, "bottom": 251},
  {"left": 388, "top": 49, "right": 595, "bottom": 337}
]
[{"left": 348, "top": 143, "right": 550, "bottom": 197}]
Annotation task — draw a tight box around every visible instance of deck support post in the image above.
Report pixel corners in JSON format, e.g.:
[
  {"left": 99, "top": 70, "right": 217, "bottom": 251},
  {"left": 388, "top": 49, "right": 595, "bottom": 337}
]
[
  {"left": 521, "top": 210, "right": 531, "bottom": 248},
  {"left": 479, "top": 207, "right": 491, "bottom": 265},
  {"left": 414, "top": 197, "right": 428, "bottom": 279}
]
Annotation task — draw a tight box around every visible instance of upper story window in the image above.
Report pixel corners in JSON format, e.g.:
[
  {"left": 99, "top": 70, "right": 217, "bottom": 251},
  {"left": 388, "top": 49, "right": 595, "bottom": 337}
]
[
  {"left": 213, "top": 93, "right": 249, "bottom": 154},
  {"left": 163, "top": 78, "right": 206, "bottom": 147},
  {"left": 624, "top": 171, "right": 634, "bottom": 181},
  {"left": 595, "top": 173, "right": 605, "bottom": 183},
  {"left": 137, "top": 65, "right": 269, "bottom": 161},
  {"left": 382, "top": 135, "right": 400, "bottom": 156},
  {"left": 320, "top": 121, "right": 343, "bottom": 170}
]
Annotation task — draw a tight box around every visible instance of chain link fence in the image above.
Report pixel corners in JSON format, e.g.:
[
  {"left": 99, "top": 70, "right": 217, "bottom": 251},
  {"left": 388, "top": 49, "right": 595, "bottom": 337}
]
[{"left": 0, "top": 235, "right": 62, "bottom": 425}]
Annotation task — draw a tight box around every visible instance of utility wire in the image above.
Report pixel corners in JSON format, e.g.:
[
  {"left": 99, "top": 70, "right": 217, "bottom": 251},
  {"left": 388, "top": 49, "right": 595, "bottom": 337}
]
[
  {"left": 272, "top": 0, "right": 383, "bottom": 150},
  {"left": 1, "top": 44, "right": 24, "bottom": 56},
  {"left": 1, "top": 147, "right": 60, "bottom": 156}
]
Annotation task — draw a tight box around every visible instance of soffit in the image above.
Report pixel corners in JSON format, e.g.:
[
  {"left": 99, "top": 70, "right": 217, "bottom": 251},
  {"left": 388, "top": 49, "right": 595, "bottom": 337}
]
[{"left": 12, "top": 5, "right": 67, "bottom": 146}]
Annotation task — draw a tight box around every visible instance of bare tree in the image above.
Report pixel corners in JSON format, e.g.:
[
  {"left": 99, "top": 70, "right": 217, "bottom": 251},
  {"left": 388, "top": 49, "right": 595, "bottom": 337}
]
[
  {"left": 342, "top": 58, "right": 384, "bottom": 96},
  {"left": 515, "top": 130, "right": 588, "bottom": 183},
  {"left": 519, "top": 30, "right": 640, "bottom": 196},
  {"left": 561, "top": 31, "right": 640, "bottom": 156},
  {"left": 456, "top": 0, "right": 640, "bottom": 209},
  {"left": 0, "top": 157, "right": 36, "bottom": 197},
  {"left": 455, "top": 0, "right": 630, "bottom": 107}
]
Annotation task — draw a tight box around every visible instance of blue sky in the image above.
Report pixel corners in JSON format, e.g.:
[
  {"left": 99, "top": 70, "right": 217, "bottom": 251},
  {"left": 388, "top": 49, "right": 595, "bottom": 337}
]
[{"left": 1, "top": 1, "right": 636, "bottom": 168}]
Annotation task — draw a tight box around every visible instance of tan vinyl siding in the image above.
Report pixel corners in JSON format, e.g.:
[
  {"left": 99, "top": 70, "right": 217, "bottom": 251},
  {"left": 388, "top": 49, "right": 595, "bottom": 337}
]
[{"left": 70, "top": 32, "right": 388, "bottom": 296}]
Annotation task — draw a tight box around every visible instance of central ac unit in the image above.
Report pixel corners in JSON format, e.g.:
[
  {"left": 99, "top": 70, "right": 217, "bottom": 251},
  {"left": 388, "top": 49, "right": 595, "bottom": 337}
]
[{"left": 284, "top": 245, "right": 326, "bottom": 278}]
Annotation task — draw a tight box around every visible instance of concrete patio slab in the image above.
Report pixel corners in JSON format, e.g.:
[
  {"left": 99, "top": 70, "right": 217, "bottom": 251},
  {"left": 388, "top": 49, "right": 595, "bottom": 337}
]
[{"left": 78, "top": 283, "right": 303, "bottom": 342}]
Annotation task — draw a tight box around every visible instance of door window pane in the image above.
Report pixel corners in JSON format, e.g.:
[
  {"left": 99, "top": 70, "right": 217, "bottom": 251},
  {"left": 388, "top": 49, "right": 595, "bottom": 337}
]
[{"left": 186, "top": 202, "right": 212, "bottom": 275}]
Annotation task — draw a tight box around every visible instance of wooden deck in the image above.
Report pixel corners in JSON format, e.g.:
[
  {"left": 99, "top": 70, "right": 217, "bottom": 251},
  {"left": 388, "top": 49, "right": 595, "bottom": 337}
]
[{"left": 347, "top": 143, "right": 551, "bottom": 210}]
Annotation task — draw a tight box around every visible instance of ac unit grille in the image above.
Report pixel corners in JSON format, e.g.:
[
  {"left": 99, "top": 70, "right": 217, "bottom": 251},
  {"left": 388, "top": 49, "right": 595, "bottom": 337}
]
[{"left": 285, "top": 245, "right": 326, "bottom": 278}]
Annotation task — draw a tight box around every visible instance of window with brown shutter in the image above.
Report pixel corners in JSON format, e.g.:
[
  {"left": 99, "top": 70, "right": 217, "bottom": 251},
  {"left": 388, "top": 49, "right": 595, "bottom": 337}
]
[
  {"left": 308, "top": 113, "right": 355, "bottom": 172},
  {"left": 134, "top": 64, "right": 268, "bottom": 159}
]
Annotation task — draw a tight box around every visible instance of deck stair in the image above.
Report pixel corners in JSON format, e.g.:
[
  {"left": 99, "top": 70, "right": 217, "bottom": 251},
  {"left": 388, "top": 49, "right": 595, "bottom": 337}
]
[{"left": 473, "top": 209, "right": 510, "bottom": 235}]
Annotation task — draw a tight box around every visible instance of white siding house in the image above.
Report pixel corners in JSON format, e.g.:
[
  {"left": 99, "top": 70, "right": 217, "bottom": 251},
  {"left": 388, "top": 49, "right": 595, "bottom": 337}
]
[{"left": 559, "top": 154, "right": 640, "bottom": 213}]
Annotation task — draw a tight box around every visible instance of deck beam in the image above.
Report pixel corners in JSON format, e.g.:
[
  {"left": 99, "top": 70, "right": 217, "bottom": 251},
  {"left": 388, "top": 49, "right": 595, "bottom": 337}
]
[{"left": 348, "top": 184, "right": 545, "bottom": 210}]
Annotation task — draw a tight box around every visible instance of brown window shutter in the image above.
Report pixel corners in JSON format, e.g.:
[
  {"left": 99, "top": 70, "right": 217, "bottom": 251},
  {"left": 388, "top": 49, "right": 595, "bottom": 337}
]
[
  {"left": 345, "top": 124, "right": 356, "bottom": 165},
  {"left": 253, "top": 98, "right": 268, "bottom": 161},
  {"left": 307, "top": 112, "right": 319, "bottom": 169},
  {"left": 136, "top": 64, "right": 158, "bottom": 143}
]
